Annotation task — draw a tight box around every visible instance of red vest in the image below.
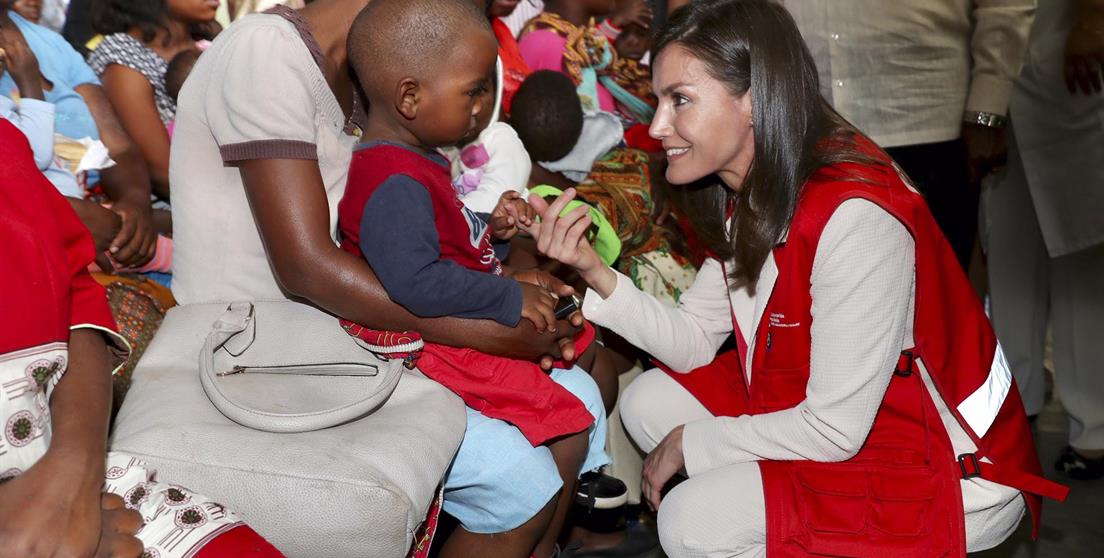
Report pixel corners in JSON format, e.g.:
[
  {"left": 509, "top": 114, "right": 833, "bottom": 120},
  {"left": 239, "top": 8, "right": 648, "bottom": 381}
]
[
  {"left": 667, "top": 148, "right": 1068, "bottom": 556},
  {"left": 339, "top": 143, "right": 502, "bottom": 276}
]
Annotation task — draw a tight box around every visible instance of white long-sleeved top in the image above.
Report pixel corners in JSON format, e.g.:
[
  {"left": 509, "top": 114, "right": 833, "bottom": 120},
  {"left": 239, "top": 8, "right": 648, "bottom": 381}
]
[{"left": 585, "top": 199, "right": 1024, "bottom": 551}]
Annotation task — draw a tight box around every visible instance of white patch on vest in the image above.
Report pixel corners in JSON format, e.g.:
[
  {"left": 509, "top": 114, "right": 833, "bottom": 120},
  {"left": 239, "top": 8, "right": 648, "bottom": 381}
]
[
  {"left": 956, "top": 342, "right": 1013, "bottom": 438},
  {"left": 461, "top": 205, "right": 489, "bottom": 249}
]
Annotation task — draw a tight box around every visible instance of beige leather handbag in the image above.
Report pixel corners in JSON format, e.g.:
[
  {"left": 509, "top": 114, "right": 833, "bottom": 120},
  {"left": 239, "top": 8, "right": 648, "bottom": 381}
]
[{"left": 199, "top": 301, "right": 402, "bottom": 432}]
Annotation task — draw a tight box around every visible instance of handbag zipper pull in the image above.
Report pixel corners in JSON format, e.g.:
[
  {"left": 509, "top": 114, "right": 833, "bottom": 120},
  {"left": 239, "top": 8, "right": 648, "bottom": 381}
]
[{"left": 218, "top": 365, "right": 248, "bottom": 377}]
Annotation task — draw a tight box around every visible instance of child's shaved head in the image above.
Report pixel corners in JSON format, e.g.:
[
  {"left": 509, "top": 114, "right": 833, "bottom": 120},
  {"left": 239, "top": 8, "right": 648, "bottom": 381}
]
[{"left": 348, "top": 0, "right": 494, "bottom": 103}]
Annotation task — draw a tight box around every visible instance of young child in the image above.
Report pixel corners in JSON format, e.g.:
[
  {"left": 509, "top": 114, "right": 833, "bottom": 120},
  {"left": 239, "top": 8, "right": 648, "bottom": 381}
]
[{"left": 339, "top": 2, "right": 609, "bottom": 556}]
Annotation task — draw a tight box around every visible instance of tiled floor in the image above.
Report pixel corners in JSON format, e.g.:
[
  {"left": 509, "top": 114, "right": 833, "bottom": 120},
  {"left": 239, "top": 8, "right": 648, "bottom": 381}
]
[{"left": 973, "top": 395, "right": 1104, "bottom": 557}]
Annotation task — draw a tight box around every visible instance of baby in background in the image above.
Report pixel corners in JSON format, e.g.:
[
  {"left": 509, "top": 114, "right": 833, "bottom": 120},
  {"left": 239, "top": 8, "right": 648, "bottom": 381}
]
[
  {"left": 336, "top": 2, "right": 610, "bottom": 556},
  {"left": 165, "top": 48, "right": 203, "bottom": 104}
]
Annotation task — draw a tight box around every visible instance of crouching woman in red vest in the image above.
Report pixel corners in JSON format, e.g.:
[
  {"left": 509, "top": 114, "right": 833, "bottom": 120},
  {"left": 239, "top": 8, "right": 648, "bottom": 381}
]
[{"left": 525, "top": 1, "right": 1068, "bottom": 556}]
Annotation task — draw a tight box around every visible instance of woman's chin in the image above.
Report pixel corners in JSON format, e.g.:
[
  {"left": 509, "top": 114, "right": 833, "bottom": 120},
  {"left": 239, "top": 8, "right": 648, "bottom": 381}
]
[{"left": 665, "top": 167, "right": 707, "bottom": 186}]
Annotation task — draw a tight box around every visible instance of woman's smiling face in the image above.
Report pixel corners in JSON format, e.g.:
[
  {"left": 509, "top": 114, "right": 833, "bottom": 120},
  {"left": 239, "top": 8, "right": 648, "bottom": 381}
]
[{"left": 649, "top": 45, "right": 755, "bottom": 191}]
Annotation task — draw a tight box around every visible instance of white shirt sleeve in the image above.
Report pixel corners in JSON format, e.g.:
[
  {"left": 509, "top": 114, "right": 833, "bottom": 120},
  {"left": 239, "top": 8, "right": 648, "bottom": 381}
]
[
  {"left": 681, "top": 199, "right": 916, "bottom": 475},
  {"left": 583, "top": 258, "right": 734, "bottom": 372}
]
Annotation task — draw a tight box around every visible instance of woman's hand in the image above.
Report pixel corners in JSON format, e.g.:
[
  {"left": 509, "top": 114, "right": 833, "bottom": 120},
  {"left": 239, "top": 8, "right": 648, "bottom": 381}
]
[
  {"left": 527, "top": 189, "right": 619, "bottom": 297},
  {"left": 641, "top": 424, "right": 686, "bottom": 511},
  {"left": 108, "top": 198, "right": 157, "bottom": 268},
  {"left": 0, "top": 453, "right": 141, "bottom": 558}
]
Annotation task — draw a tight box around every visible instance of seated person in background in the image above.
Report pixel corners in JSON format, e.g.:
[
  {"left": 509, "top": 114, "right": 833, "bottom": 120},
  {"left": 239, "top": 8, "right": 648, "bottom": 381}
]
[
  {"left": 0, "top": 118, "right": 285, "bottom": 558},
  {"left": 0, "top": 37, "right": 171, "bottom": 275},
  {"left": 338, "top": 3, "right": 611, "bottom": 557},
  {"left": 518, "top": 0, "right": 657, "bottom": 126},
  {"left": 1, "top": 0, "right": 157, "bottom": 269},
  {"left": 88, "top": 0, "right": 222, "bottom": 202}
]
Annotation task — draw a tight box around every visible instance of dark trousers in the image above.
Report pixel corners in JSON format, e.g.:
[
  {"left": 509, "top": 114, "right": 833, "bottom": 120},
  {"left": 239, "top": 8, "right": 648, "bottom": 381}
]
[{"left": 885, "top": 139, "right": 976, "bottom": 270}]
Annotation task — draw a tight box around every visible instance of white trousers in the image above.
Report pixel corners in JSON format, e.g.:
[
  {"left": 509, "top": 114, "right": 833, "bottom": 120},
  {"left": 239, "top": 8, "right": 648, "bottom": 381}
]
[
  {"left": 985, "top": 132, "right": 1104, "bottom": 450},
  {"left": 620, "top": 370, "right": 767, "bottom": 558}
]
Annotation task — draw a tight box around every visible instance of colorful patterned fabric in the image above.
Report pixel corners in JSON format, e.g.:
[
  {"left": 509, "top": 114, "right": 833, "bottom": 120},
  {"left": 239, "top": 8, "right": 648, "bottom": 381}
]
[
  {"left": 574, "top": 148, "right": 698, "bottom": 306},
  {"left": 91, "top": 272, "right": 176, "bottom": 410},
  {"left": 521, "top": 13, "right": 656, "bottom": 123}
]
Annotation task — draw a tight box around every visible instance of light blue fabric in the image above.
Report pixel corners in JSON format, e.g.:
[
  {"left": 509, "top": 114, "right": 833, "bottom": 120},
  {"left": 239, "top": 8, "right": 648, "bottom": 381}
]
[
  {"left": 0, "top": 12, "right": 100, "bottom": 142},
  {"left": 0, "top": 94, "right": 83, "bottom": 198},
  {"left": 442, "top": 366, "right": 610, "bottom": 533}
]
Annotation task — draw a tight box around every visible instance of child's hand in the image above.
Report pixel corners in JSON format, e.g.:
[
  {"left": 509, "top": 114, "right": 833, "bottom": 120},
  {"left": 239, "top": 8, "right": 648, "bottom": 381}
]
[
  {"left": 491, "top": 191, "right": 536, "bottom": 240},
  {"left": 519, "top": 281, "right": 559, "bottom": 333}
]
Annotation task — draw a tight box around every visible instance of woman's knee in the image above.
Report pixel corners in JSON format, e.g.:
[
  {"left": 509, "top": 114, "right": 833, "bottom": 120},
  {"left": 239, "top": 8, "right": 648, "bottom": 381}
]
[
  {"left": 656, "top": 468, "right": 766, "bottom": 558},
  {"left": 619, "top": 369, "right": 673, "bottom": 452}
]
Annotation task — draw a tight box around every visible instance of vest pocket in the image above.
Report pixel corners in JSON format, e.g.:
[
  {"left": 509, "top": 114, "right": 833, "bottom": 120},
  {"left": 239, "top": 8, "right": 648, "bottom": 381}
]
[
  {"left": 796, "top": 467, "right": 867, "bottom": 535},
  {"left": 790, "top": 464, "right": 946, "bottom": 556},
  {"left": 868, "top": 468, "right": 937, "bottom": 537},
  {"left": 751, "top": 366, "right": 810, "bottom": 412}
]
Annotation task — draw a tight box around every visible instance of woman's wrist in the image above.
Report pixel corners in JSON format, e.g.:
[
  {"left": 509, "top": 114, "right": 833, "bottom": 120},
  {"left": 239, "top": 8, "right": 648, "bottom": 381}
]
[{"left": 580, "top": 264, "right": 618, "bottom": 299}]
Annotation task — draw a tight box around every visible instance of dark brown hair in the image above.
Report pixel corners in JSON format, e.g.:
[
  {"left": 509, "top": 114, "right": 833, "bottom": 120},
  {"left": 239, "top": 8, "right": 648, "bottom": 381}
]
[{"left": 657, "top": 0, "right": 883, "bottom": 292}]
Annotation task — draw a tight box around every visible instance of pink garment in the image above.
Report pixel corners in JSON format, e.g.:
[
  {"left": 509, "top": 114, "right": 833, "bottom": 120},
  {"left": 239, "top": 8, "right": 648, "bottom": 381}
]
[{"left": 517, "top": 29, "right": 616, "bottom": 114}]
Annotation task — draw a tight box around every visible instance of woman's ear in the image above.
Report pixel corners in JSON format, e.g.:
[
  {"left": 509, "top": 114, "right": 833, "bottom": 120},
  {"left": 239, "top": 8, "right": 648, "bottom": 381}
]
[
  {"left": 736, "top": 93, "right": 753, "bottom": 128},
  {"left": 396, "top": 77, "right": 420, "bottom": 121}
]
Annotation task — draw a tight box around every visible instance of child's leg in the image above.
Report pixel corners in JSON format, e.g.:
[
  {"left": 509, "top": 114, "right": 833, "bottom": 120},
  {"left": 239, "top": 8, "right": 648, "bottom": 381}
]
[
  {"left": 576, "top": 336, "right": 640, "bottom": 416},
  {"left": 438, "top": 499, "right": 556, "bottom": 558},
  {"left": 439, "top": 408, "right": 566, "bottom": 558},
  {"left": 537, "top": 429, "right": 592, "bottom": 558}
]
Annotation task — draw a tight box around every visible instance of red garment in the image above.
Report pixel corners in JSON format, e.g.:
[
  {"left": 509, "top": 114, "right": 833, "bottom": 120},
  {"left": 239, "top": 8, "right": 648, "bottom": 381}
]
[
  {"left": 0, "top": 121, "right": 285, "bottom": 558},
  {"left": 338, "top": 143, "right": 595, "bottom": 446},
  {"left": 0, "top": 120, "right": 117, "bottom": 355},
  {"left": 663, "top": 138, "right": 1067, "bottom": 556},
  {"left": 623, "top": 123, "right": 662, "bottom": 153},
  {"left": 494, "top": 17, "right": 532, "bottom": 115}
]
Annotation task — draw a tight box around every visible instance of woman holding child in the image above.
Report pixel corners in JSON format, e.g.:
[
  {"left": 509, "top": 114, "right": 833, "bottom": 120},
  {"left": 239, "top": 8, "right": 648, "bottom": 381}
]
[
  {"left": 139, "top": 0, "right": 610, "bottom": 556},
  {"left": 528, "top": 1, "right": 1069, "bottom": 556},
  {"left": 89, "top": 0, "right": 221, "bottom": 200}
]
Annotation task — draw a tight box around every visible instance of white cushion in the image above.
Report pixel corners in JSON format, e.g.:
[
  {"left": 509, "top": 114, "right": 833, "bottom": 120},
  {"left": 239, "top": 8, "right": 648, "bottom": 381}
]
[{"left": 111, "top": 304, "right": 466, "bottom": 557}]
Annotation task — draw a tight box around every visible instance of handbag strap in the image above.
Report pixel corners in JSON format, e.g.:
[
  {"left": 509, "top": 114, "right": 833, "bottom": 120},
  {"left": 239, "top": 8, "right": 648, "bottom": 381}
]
[{"left": 199, "top": 302, "right": 403, "bottom": 433}]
